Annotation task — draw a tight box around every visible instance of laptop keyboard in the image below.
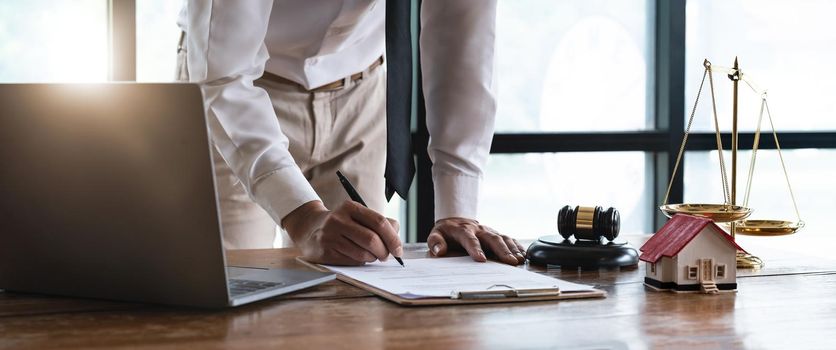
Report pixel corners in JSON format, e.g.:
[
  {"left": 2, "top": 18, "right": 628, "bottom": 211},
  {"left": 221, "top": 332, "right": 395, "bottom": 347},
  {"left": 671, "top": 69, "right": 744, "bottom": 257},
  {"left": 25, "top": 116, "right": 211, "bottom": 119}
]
[{"left": 228, "top": 279, "right": 285, "bottom": 297}]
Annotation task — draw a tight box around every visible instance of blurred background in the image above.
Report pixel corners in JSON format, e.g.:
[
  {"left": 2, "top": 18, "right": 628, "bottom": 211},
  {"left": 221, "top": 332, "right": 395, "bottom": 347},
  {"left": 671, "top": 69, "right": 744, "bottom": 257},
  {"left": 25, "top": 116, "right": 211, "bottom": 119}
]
[{"left": 2, "top": 0, "right": 833, "bottom": 243}]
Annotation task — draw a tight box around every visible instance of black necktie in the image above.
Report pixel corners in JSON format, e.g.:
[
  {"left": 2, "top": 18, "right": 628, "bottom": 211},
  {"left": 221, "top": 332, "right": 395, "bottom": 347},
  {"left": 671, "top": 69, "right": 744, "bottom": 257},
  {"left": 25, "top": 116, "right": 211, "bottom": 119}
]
[{"left": 384, "top": 0, "right": 416, "bottom": 201}]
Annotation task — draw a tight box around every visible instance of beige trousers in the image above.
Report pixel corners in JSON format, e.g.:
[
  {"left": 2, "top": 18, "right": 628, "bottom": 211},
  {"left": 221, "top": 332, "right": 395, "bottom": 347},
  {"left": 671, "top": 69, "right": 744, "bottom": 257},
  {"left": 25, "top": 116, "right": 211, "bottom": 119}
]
[{"left": 210, "top": 67, "right": 387, "bottom": 249}]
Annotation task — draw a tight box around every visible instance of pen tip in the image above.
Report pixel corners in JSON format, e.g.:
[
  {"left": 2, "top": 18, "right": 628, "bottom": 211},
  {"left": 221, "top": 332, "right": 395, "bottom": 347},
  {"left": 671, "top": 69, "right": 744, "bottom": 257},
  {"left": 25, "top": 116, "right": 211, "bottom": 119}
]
[{"left": 395, "top": 256, "right": 405, "bottom": 267}]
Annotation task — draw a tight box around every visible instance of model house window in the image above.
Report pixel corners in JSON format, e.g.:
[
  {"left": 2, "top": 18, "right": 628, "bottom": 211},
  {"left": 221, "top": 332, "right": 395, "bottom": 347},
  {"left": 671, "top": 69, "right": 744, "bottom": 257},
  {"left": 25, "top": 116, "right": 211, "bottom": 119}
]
[
  {"left": 716, "top": 264, "right": 726, "bottom": 279},
  {"left": 687, "top": 266, "right": 698, "bottom": 280},
  {"left": 650, "top": 263, "right": 656, "bottom": 275}
]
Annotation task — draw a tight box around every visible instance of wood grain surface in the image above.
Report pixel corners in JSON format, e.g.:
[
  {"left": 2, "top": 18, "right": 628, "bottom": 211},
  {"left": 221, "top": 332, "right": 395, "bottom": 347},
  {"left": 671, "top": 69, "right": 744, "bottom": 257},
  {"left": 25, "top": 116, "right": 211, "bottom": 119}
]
[{"left": 2, "top": 235, "right": 835, "bottom": 350}]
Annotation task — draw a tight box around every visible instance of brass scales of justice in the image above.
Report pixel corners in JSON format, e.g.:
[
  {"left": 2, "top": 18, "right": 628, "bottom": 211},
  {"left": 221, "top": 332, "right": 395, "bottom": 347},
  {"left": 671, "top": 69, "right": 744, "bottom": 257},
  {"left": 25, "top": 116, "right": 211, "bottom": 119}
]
[{"left": 659, "top": 57, "right": 804, "bottom": 269}]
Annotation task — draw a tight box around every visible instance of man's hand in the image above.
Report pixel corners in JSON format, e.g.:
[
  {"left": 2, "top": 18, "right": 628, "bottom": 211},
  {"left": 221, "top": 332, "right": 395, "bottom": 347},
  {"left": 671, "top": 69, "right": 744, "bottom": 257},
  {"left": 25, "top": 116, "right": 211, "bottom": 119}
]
[
  {"left": 282, "top": 200, "right": 402, "bottom": 265},
  {"left": 427, "top": 218, "right": 526, "bottom": 265}
]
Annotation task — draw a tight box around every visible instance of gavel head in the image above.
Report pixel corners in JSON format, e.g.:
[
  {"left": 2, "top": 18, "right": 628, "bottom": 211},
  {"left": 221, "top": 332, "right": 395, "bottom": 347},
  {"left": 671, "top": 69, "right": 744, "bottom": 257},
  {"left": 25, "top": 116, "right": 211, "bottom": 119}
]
[{"left": 557, "top": 205, "right": 620, "bottom": 242}]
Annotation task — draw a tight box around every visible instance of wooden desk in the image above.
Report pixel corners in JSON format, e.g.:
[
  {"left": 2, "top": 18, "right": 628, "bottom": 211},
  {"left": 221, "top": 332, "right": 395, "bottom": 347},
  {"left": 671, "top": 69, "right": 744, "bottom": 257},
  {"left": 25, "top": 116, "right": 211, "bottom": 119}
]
[{"left": 2, "top": 235, "right": 835, "bottom": 349}]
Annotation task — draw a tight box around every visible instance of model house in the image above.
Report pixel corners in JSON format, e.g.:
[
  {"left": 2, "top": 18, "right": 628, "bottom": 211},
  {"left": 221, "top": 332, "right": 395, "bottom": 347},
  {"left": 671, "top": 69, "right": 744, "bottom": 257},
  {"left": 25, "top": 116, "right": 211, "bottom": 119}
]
[{"left": 640, "top": 214, "right": 746, "bottom": 293}]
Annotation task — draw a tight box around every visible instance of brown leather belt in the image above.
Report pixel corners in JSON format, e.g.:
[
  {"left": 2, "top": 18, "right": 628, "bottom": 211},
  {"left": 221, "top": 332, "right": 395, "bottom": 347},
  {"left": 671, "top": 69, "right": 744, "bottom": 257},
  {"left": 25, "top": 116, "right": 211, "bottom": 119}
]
[{"left": 260, "top": 56, "right": 384, "bottom": 93}]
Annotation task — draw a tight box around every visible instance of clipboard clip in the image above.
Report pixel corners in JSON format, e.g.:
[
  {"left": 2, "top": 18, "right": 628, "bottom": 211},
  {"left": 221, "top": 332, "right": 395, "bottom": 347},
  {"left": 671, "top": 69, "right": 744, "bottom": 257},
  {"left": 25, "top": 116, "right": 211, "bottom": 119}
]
[{"left": 452, "top": 284, "right": 561, "bottom": 300}]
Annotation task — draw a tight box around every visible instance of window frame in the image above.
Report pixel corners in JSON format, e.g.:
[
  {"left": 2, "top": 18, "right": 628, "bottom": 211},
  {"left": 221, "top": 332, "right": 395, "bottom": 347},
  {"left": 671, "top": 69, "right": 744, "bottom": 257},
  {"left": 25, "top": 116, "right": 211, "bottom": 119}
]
[
  {"left": 687, "top": 265, "right": 699, "bottom": 280},
  {"left": 108, "top": 0, "right": 136, "bottom": 81}
]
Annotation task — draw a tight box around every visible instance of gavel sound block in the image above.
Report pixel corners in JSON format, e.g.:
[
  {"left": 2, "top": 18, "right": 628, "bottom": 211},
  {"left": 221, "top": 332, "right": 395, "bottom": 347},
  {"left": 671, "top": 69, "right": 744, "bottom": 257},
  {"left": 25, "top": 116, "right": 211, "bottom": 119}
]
[{"left": 526, "top": 205, "right": 639, "bottom": 268}]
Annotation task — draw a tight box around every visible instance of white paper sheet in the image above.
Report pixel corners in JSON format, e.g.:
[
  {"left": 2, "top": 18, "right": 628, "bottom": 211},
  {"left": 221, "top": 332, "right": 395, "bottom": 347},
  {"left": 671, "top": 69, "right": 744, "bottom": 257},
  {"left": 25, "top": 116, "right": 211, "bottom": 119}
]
[{"left": 323, "top": 256, "right": 596, "bottom": 299}]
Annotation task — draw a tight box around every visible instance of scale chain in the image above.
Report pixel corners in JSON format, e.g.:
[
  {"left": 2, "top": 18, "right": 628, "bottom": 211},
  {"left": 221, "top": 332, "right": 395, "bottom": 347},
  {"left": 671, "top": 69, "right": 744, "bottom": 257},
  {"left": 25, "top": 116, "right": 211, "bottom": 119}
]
[
  {"left": 661, "top": 67, "right": 707, "bottom": 206},
  {"left": 743, "top": 98, "right": 766, "bottom": 208},
  {"left": 661, "top": 61, "right": 732, "bottom": 207},
  {"left": 707, "top": 64, "right": 732, "bottom": 204},
  {"left": 753, "top": 100, "right": 804, "bottom": 224},
  {"left": 739, "top": 83, "right": 803, "bottom": 225}
]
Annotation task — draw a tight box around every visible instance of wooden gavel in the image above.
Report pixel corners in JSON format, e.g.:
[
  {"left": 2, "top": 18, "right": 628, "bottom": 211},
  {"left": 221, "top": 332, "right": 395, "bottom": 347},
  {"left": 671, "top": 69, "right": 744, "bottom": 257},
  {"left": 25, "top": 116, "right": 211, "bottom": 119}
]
[{"left": 557, "top": 205, "right": 620, "bottom": 242}]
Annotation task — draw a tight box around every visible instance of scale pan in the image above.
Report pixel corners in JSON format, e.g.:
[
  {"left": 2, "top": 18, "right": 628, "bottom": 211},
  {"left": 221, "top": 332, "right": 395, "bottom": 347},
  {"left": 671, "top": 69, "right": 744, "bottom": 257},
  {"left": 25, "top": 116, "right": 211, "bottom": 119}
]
[
  {"left": 659, "top": 203, "right": 752, "bottom": 223},
  {"left": 733, "top": 220, "right": 802, "bottom": 236}
]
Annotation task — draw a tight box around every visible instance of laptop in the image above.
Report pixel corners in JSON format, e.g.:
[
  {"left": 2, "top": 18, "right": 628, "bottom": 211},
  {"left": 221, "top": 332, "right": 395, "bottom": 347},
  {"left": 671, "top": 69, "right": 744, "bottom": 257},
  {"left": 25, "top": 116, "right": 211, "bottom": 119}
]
[{"left": 0, "top": 83, "right": 335, "bottom": 308}]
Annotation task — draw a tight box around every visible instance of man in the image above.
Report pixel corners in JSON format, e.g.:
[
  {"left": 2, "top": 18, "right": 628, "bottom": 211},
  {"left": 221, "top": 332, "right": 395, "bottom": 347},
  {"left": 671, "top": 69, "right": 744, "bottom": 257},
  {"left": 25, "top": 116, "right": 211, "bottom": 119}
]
[{"left": 182, "top": 0, "right": 526, "bottom": 265}]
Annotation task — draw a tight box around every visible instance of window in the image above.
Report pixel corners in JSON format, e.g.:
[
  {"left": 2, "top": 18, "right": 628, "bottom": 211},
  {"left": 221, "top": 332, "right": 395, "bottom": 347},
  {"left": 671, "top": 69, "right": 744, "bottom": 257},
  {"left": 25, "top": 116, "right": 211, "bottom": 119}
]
[
  {"left": 687, "top": 265, "right": 699, "bottom": 280},
  {"left": 136, "top": 0, "right": 182, "bottom": 82},
  {"left": 494, "top": 0, "right": 651, "bottom": 133},
  {"left": 0, "top": 1, "right": 108, "bottom": 82},
  {"left": 686, "top": 0, "right": 836, "bottom": 132},
  {"left": 479, "top": 152, "right": 651, "bottom": 239},
  {"left": 431, "top": 0, "right": 656, "bottom": 241},
  {"left": 414, "top": 0, "right": 836, "bottom": 240},
  {"left": 650, "top": 262, "right": 656, "bottom": 274},
  {"left": 716, "top": 264, "right": 726, "bottom": 279}
]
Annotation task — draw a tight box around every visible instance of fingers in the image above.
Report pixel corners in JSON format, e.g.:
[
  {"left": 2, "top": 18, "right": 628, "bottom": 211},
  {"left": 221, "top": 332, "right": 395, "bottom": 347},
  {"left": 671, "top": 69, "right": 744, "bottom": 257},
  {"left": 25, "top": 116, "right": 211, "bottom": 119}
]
[
  {"left": 344, "top": 201, "right": 404, "bottom": 258},
  {"left": 476, "top": 230, "right": 520, "bottom": 265},
  {"left": 333, "top": 235, "right": 378, "bottom": 264},
  {"left": 514, "top": 239, "right": 527, "bottom": 256},
  {"left": 307, "top": 229, "right": 374, "bottom": 266},
  {"left": 340, "top": 221, "right": 390, "bottom": 262},
  {"left": 323, "top": 204, "right": 389, "bottom": 262},
  {"left": 387, "top": 218, "right": 400, "bottom": 235},
  {"left": 447, "top": 226, "right": 487, "bottom": 262},
  {"left": 326, "top": 249, "right": 372, "bottom": 266},
  {"left": 319, "top": 201, "right": 399, "bottom": 263},
  {"left": 430, "top": 219, "right": 522, "bottom": 264},
  {"left": 427, "top": 229, "right": 448, "bottom": 257},
  {"left": 502, "top": 235, "right": 527, "bottom": 263},
  {"left": 478, "top": 225, "right": 525, "bottom": 265}
]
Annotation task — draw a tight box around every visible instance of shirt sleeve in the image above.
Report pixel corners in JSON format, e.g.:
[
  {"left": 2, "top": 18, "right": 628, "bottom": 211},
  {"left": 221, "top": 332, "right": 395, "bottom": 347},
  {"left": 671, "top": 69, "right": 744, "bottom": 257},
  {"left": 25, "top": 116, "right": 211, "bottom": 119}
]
[
  {"left": 420, "top": 0, "right": 498, "bottom": 221},
  {"left": 185, "top": 0, "right": 320, "bottom": 225}
]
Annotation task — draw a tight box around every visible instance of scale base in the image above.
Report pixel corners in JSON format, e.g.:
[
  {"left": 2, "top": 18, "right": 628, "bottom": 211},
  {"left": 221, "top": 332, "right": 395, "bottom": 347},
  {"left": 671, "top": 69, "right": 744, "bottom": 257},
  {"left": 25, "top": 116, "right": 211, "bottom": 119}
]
[
  {"left": 736, "top": 251, "right": 764, "bottom": 269},
  {"left": 526, "top": 235, "right": 639, "bottom": 268}
]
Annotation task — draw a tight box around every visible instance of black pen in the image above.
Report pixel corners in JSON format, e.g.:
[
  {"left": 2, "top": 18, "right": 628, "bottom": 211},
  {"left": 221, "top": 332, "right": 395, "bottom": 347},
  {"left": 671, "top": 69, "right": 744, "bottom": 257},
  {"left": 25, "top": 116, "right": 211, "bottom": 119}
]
[{"left": 336, "top": 171, "right": 405, "bottom": 267}]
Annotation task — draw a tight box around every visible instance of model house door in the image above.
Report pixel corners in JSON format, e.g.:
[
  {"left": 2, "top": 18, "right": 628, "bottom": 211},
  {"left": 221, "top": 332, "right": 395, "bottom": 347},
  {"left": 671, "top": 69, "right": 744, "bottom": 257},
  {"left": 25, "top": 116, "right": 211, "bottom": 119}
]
[{"left": 699, "top": 258, "right": 714, "bottom": 283}]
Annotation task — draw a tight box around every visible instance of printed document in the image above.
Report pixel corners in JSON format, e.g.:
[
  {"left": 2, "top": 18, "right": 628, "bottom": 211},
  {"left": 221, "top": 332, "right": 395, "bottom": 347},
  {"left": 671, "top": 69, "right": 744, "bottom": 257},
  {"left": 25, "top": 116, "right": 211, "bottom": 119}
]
[{"left": 323, "top": 256, "right": 596, "bottom": 299}]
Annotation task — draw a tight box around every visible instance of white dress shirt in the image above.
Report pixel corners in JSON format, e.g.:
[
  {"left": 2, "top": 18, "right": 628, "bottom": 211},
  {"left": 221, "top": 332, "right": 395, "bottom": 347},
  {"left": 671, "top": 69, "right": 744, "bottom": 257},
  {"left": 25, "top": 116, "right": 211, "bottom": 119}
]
[{"left": 183, "top": 0, "right": 496, "bottom": 224}]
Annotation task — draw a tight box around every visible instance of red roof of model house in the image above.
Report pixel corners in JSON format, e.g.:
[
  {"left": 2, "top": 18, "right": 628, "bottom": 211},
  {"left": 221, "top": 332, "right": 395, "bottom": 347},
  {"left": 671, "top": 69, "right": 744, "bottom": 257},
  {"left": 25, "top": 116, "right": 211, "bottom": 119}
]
[{"left": 639, "top": 214, "right": 747, "bottom": 263}]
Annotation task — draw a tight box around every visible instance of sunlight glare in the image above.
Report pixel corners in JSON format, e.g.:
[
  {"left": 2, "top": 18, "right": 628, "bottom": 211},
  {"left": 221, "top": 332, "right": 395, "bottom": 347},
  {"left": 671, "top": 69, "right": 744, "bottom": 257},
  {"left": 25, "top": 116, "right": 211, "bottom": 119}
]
[{"left": 0, "top": 1, "right": 107, "bottom": 82}]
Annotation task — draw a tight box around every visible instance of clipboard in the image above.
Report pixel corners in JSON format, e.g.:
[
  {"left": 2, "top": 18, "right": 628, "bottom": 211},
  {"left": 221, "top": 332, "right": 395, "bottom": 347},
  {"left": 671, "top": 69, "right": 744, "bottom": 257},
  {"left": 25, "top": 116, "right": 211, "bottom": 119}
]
[{"left": 297, "top": 258, "right": 606, "bottom": 306}]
